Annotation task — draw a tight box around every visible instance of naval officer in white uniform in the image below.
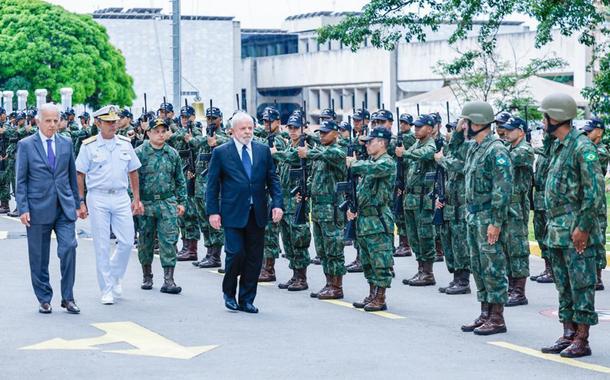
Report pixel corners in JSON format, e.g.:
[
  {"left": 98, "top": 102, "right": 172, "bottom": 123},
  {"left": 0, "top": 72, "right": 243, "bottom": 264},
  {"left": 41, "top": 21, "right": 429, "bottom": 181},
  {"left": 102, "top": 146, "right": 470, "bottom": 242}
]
[{"left": 75, "top": 105, "right": 143, "bottom": 304}]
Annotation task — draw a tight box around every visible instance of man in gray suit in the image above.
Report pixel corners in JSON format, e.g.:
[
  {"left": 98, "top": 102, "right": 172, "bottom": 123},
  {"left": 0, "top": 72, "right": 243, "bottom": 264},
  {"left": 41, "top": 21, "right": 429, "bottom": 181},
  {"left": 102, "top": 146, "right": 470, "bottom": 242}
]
[{"left": 16, "top": 103, "right": 85, "bottom": 314}]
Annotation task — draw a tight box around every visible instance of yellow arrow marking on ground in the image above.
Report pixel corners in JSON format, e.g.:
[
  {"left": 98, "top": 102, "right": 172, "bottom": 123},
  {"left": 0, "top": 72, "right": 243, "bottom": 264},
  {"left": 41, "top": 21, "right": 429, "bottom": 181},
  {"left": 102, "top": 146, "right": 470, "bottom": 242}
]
[
  {"left": 20, "top": 321, "right": 218, "bottom": 360},
  {"left": 489, "top": 341, "right": 610, "bottom": 375},
  {"left": 322, "top": 299, "right": 405, "bottom": 320}
]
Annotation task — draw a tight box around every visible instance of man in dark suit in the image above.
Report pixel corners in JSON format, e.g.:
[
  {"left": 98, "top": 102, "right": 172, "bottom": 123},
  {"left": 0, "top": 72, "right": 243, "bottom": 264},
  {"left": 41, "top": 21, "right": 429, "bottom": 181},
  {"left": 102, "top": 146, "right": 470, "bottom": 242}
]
[
  {"left": 206, "top": 111, "right": 283, "bottom": 313},
  {"left": 15, "top": 103, "right": 85, "bottom": 314}
]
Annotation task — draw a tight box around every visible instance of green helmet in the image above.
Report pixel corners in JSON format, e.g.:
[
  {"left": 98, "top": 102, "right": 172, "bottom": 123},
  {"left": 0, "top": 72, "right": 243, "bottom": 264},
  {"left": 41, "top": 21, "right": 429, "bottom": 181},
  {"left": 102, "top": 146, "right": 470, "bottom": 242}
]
[
  {"left": 460, "top": 101, "right": 494, "bottom": 125},
  {"left": 538, "top": 93, "right": 577, "bottom": 122}
]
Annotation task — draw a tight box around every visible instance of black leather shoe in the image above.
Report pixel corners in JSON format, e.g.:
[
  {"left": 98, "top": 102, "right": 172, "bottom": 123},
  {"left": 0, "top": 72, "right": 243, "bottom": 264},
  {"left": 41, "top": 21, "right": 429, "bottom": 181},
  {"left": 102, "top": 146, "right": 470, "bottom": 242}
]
[
  {"left": 39, "top": 303, "right": 52, "bottom": 314},
  {"left": 224, "top": 294, "right": 239, "bottom": 311},
  {"left": 239, "top": 303, "right": 259, "bottom": 314},
  {"left": 61, "top": 300, "right": 80, "bottom": 314}
]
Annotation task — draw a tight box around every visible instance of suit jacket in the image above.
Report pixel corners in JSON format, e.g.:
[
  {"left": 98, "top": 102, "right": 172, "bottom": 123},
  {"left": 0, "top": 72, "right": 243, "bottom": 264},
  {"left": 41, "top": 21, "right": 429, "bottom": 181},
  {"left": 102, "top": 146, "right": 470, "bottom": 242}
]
[
  {"left": 206, "top": 139, "right": 283, "bottom": 228},
  {"left": 15, "top": 133, "right": 79, "bottom": 225}
]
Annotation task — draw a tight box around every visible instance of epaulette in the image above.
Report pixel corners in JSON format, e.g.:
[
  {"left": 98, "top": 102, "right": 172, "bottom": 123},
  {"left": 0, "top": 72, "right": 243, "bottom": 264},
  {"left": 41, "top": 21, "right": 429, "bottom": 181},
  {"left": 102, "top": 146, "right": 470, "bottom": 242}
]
[
  {"left": 117, "top": 135, "right": 131, "bottom": 142},
  {"left": 82, "top": 135, "right": 97, "bottom": 145}
]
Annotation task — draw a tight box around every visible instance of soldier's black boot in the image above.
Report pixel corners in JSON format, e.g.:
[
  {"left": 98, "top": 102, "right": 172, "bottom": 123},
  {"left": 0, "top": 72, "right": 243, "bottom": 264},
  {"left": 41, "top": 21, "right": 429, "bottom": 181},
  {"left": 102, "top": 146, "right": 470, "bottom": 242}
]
[
  {"left": 177, "top": 238, "right": 188, "bottom": 256},
  {"left": 141, "top": 264, "right": 153, "bottom": 290},
  {"left": 364, "top": 287, "right": 387, "bottom": 312},
  {"left": 288, "top": 267, "right": 309, "bottom": 291},
  {"left": 595, "top": 268, "right": 605, "bottom": 291},
  {"left": 536, "top": 258, "right": 555, "bottom": 283},
  {"left": 177, "top": 239, "right": 198, "bottom": 261},
  {"left": 473, "top": 303, "right": 507, "bottom": 335},
  {"left": 461, "top": 302, "right": 490, "bottom": 332},
  {"left": 278, "top": 269, "right": 297, "bottom": 289},
  {"left": 445, "top": 270, "right": 472, "bottom": 295},
  {"left": 198, "top": 246, "right": 222, "bottom": 268},
  {"left": 434, "top": 238, "right": 444, "bottom": 262},
  {"left": 409, "top": 261, "right": 436, "bottom": 286},
  {"left": 0, "top": 200, "right": 9, "bottom": 214},
  {"left": 439, "top": 271, "right": 457, "bottom": 293},
  {"left": 353, "top": 283, "right": 376, "bottom": 308},
  {"left": 505, "top": 277, "right": 528, "bottom": 306},
  {"left": 160, "top": 267, "right": 182, "bottom": 294},
  {"left": 541, "top": 322, "right": 576, "bottom": 354},
  {"left": 560, "top": 324, "right": 592, "bottom": 358},
  {"left": 403, "top": 261, "right": 423, "bottom": 285}
]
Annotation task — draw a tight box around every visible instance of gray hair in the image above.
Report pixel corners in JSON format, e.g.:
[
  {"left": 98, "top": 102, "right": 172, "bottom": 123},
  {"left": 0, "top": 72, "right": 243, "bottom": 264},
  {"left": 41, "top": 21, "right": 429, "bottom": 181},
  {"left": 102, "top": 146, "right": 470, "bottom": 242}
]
[
  {"left": 230, "top": 111, "right": 254, "bottom": 128},
  {"left": 36, "top": 103, "right": 61, "bottom": 121}
]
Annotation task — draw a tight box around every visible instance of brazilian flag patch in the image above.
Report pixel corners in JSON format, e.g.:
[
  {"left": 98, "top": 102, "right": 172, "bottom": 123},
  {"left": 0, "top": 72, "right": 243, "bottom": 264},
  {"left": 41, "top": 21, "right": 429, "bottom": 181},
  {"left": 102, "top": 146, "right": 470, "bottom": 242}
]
[
  {"left": 584, "top": 151, "right": 598, "bottom": 162},
  {"left": 496, "top": 156, "right": 509, "bottom": 166}
]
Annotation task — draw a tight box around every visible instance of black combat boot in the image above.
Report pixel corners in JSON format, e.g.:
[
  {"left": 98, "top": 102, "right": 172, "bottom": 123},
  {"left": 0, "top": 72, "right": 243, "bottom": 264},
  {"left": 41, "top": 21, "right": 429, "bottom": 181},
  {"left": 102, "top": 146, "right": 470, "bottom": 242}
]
[
  {"left": 445, "top": 270, "right": 471, "bottom": 295},
  {"left": 160, "top": 267, "right": 182, "bottom": 294},
  {"left": 141, "top": 264, "right": 153, "bottom": 290}
]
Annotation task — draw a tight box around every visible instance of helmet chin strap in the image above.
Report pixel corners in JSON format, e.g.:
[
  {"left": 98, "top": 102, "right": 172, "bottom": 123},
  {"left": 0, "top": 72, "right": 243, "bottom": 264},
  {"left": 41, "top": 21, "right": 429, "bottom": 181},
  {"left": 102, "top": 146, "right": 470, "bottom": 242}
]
[
  {"left": 466, "top": 120, "right": 490, "bottom": 138},
  {"left": 544, "top": 114, "right": 565, "bottom": 134}
]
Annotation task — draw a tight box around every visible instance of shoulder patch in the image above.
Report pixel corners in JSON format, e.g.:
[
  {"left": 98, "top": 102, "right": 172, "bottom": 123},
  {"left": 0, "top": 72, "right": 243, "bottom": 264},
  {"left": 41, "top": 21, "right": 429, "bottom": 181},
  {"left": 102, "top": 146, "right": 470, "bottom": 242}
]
[
  {"left": 496, "top": 155, "right": 509, "bottom": 166},
  {"left": 117, "top": 135, "right": 131, "bottom": 142},
  {"left": 584, "top": 151, "right": 598, "bottom": 162},
  {"left": 82, "top": 135, "right": 97, "bottom": 145}
]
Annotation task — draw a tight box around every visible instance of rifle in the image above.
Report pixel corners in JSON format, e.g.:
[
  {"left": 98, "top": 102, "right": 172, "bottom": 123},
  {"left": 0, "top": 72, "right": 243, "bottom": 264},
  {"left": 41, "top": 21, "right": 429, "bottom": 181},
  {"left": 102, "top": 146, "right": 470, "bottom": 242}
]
[
  {"left": 394, "top": 106, "right": 404, "bottom": 216},
  {"left": 143, "top": 93, "right": 148, "bottom": 122},
  {"left": 525, "top": 105, "right": 531, "bottom": 143},
  {"left": 291, "top": 100, "right": 309, "bottom": 225},
  {"left": 183, "top": 98, "right": 196, "bottom": 196},
  {"left": 236, "top": 93, "right": 240, "bottom": 111},
  {"left": 0, "top": 133, "right": 6, "bottom": 173},
  {"left": 200, "top": 99, "right": 217, "bottom": 178},
  {"left": 417, "top": 103, "right": 420, "bottom": 117},
  {"left": 429, "top": 136, "right": 446, "bottom": 226}
]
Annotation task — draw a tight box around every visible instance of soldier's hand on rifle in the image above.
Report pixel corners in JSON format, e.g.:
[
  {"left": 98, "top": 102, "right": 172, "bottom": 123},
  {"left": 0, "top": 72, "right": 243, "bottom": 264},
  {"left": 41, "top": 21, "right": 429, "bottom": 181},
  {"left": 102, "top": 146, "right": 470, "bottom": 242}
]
[
  {"left": 434, "top": 151, "right": 444, "bottom": 162},
  {"left": 395, "top": 145, "right": 404, "bottom": 157},
  {"left": 346, "top": 210, "right": 358, "bottom": 221},
  {"left": 487, "top": 224, "right": 501, "bottom": 245},
  {"left": 297, "top": 146, "right": 308, "bottom": 158},
  {"left": 435, "top": 199, "right": 445, "bottom": 209},
  {"left": 396, "top": 188, "right": 402, "bottom": 196},
  {"left": 184, "top": 131, "right": 193, "bottom": 144},
  {"left": 346, "top": 155, "right": 357, "bottom": 167},
  {"left": 177, "top": 205, "right": 185, "bottom": 217},
  {"left": 270, "top": 146, "right": 278, "bottom": 155},
  {"left": 571, "top": 227, "right": 589, "bottom": 254},
  {"left": 207, "top": 135, "right": 217, "bottom": 147},
  {"left": 210, "top": 214, "right": 222, "bottom": 230},
  {"left": 187, "top": 171, "right": 195, "bottom": 180}
]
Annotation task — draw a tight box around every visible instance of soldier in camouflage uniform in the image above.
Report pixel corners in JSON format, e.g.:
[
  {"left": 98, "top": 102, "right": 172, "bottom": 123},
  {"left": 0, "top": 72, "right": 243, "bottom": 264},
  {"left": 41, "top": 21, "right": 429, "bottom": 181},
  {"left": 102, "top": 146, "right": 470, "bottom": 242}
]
[
  {"left": 273, "top": 114, "right": 312, "bottom": 291},
  {"left": 347, "top": 127, "right": 396, "bottom": 311},
  {"left": 496, "top": 117, "right": 535, "bottom": 307},
  {"left": 168, "top": 106, "right": 203, "bottom": 262},
  {"left": 398, "top": 114, "right": 438, "bottom": 287},
  {"left": 430, "top": 112, "right": 446, "bottom": 263},
  {"left": 7, "top": 112, "right": 36, "bottom": 217},
  {"left": 57, "top": 113, "right": 72, "bottom": 139},
  {"left": 136, "top": 118, "right": 187, "bottom": 294},
  {"left": 297, "top": 120, "right": 347, "bottom": 299},
  {"left": 116, "top": 109, "right": 134, "bottom": 137},
  {"left": 531, "top": 132, "right": 556, "bottom": 284},
  {"left": 158, "top": 102, "right": 178, "bottom": 132},
  {"left": 394, "top": 113, "right": 417, "bottom": 257},
  {"left": 583, "top": 118, "right": 608, "bottom": 291},
  {"left": 0, "top": 108, "right": 11, "bottom": 213},
  {"left": 460, "top": 101, "right": 512, "bottom": 336},
  {"left": 539, "top": 94, "right": 603, "bottom": 358},
  {"left": 192, "top": 106, "right": 229, "bottom": 270},
  {"left": 435, "top": 120, "right": 472, "bottom": 295},
  {"left": 257, "top": 107, "right": 288, "bottom": 282}
]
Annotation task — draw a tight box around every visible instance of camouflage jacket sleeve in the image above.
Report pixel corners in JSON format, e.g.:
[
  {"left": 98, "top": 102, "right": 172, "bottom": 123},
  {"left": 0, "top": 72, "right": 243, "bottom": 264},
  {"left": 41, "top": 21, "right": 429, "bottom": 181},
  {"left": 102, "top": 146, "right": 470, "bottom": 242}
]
[
  {"left": 351, "top": 153, "right": 397, "bottom": 179},
  {"left": 306, "top": 143, "right": 346, "bottom": 172},
  {"left": 403, "top": 138, "right": 435, "bottom": 161},
  {"left": 439, "top": 131, "right": 466, "bottom": 173},
  {"left": 596, "top": 143, "right": 609, "bottom": 177},
  {"left": 173, "top": 150, "right": 187, "bottom": 205},
  {"left": 575, "top": 141, "right": 604, "bottom": 232},
  {"left": 489, "top": 143, "right": 513, "bottom": 227},
  {"left": 510, "top": 141, "right": 535, "bottom": 169}
]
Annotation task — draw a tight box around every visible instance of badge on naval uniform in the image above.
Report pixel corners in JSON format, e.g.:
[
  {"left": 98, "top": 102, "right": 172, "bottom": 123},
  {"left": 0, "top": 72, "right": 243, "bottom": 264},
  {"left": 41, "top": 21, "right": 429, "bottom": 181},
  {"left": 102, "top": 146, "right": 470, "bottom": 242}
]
[{"left": 584, "top": 151, "right": 598, "bottom": 162}]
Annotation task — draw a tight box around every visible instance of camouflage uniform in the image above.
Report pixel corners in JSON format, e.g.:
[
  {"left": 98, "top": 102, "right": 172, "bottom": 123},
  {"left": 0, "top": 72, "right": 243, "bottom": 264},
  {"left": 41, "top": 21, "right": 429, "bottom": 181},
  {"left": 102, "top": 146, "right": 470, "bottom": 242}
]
[
  {"left": 464, "top": 132, "right": 512, "bottom": 305},
  {"left": 544, "top": 128, "right": 602, "bottom": 326},
  {"left": 532, "top": 133, "right": 555, "bottom": 282},
  {"left": 594, "top": 142, "right": 608, "bottom": 273},
  {"left": 135, "top": 140, "right": 187, "bottom": 268},
  {"left": 395, "top": 130, "right": 417, "bottom": 255}
]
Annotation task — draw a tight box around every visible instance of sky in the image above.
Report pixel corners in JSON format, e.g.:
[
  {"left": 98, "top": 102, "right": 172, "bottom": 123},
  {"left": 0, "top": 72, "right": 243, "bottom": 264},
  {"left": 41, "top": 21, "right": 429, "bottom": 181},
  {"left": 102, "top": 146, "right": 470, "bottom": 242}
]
[{"left": 45, "top": 0, "right": 372, "bottom": 29}]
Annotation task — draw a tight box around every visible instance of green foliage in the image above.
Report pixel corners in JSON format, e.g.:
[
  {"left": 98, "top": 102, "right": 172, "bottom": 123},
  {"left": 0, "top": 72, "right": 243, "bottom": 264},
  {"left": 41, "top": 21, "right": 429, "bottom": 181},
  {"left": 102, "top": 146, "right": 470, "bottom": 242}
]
[
  {"left": 0, "top": 0, "right": 134, "bottom": 108},
  {"left": 318, "top": 0, "right": 609, "bottom": 53}
]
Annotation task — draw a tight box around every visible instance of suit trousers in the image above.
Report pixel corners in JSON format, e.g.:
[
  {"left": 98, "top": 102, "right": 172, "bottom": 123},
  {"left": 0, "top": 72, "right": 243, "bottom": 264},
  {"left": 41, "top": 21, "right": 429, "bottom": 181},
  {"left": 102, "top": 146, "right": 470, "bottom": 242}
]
[
  {"left": 26, "top": 198, "right": 78, "bottom": 303},
  {"left": 223, "top": 208, "right": 265, "bottom": 305}
]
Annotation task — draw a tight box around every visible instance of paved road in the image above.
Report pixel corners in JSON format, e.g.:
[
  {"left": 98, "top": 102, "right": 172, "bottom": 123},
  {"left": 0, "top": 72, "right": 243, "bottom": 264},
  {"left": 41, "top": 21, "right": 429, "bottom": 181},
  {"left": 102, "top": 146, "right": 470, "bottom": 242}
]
[{"left": 0, "top": 212, "right": 609, "bottom": 380}]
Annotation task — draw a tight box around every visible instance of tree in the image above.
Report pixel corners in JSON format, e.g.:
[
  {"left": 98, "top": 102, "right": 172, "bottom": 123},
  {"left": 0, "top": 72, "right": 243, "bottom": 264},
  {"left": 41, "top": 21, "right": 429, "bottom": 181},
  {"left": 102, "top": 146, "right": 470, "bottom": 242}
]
[
  {"left": 0, "top": 0, "right": 135, "bottom": 108},
  {"left": 317, "top": 1, "right": 608, "bottom": 53}
]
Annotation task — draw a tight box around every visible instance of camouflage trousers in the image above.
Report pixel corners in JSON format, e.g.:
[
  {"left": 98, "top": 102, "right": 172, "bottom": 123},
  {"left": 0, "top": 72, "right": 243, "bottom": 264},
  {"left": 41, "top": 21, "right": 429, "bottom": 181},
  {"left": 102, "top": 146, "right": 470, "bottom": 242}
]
[
  {"left": 264, "top": 220, "right": 282, "bottom": 259},
  {"left": 138, "top": 200, "right": 179, "bottom": 268},
  {"left": 194, "top": 196, "right": 224, "bottom": 248},
  {"left": 178, "top": 197, "right": 200, "bottom": 241},
  {"left": 0, "top": 167, "right": 10, "bottom": 201},
  {"left": 533, "top": 210, "right": 550, "bottom": 260},
  {"left": 595, "top": 215, "right": 607, "bottom": 270},
  {"left": 312, "top": 220, "right": 346, "bottom": 276},
  {"left": 440, "top": 219, "right": 470, "bottom": 273},
  {"left": 357, "top": 232, "right": 394, "bottom": 288},
  {"left": 466, "top": 211, "right": 508, "bottom": 304},
  {"left": 404, "top": 206, "right": 435, "bottom": 263},
  {"left": 7, "top": 159, "right": 15, "bottom": 197},
  {"left": 395, "top": 204, "right": 407, "bottom": 240},
  {"left": 502, "top": 205, "right": 530, "bottom": 278},
  {"left": 548, "top": 246, "right": 598, "bottom": 325},
  {"left": 279, "top": 214, "right": 311, "bottom": 269}
]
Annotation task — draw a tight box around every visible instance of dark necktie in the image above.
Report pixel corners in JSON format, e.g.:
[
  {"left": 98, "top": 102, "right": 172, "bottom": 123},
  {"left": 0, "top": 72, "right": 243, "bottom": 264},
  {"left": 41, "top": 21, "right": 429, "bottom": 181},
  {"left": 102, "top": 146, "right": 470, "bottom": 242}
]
[
  {"left": 242, "top": 145, "right": 251, "bottom": 179},
  {"left": 46, "top": 139, "right": 55, "bottom": 172}
]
